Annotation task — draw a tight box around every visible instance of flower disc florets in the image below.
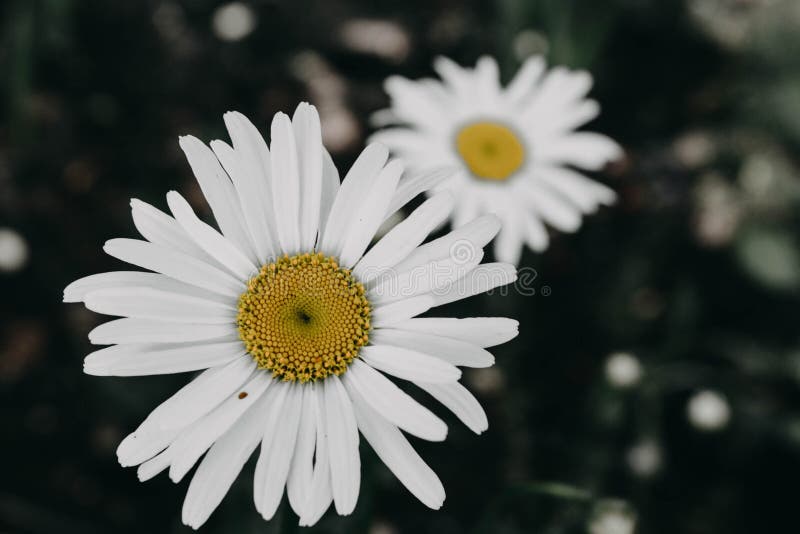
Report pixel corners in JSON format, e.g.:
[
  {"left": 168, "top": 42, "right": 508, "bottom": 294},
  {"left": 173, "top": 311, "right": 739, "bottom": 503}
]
[{"left": 237, "top": 252, "right": 371, "bottom": 382}]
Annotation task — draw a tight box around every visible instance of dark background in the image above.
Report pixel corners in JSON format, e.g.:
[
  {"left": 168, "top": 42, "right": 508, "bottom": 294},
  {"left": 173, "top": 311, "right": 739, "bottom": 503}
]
[{"left": 2, "top": 0, "right": 800, "bottom": 532}]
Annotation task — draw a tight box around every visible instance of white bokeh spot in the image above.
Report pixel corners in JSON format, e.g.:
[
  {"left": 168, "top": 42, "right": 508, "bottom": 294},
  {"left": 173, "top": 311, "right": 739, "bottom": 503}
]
[
  {"left": 0, "top": 227, "right": 29, "bottom": 273},
  {"left": 687, "top": 389, "right": 731, "bottom": 431},
  {"left": 212, "top": 2, "right": 256, "bottom": 42},
  {"left": 605, "top": 351, "right": 643, "bottom": 389}
]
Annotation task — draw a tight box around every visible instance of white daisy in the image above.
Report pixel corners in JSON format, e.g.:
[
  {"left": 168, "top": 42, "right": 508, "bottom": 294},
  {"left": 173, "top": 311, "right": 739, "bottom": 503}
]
[
  {"left": 370, "top": 55, "right": 623, "bottom": 264},
  {"left": 64, "top": 103, "right": 518, "bottom": 529}
]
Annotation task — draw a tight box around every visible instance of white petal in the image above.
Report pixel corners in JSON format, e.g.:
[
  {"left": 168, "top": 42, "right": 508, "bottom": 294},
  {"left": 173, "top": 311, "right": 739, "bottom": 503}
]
[
  {"left": 287, "top": 386, "right": 317, "bottom": 516},
  {"left": 84, "top": 287, "right": 235, "bottom": 323},
  {"left": 385, "top": 167, "right": 454, "bottom": 218},
  {"left": 339, "top": 159, "right": 404, "bottom": 268},
  {"left": 539, "top": 69, "right": 593, "bottom": 112},
  {"left": 390, "top": 317, "right": 519, "bottom": 348},
  {"left": 494, "top": 213, "right": 524, "bottom": 265},
  {"left": 415, "top": 381, "right": 488, "bottom": 434},
  {"left": 181, "top": 391, "right": 269, "bottom": 530},
  {"left": 518, "top": 181, "right": 582, "bottom": 232},
  {"left": 383, "top": 76, "right": 448, "bottom": 131},
  {"left": 546, "top": 99, "right": 600, "bottom": 133},
  {"left": 64, "top": 271, "right": 230, "bottom": 304},
  {"left": 369, "top": 127, "right": 434, "bottom": 158},
  {"left": 148, "top": 356, "right": 255, "bottom": 429},
  {"left": 368, "top": 251, "right": 483, "bottom": 306},
  {"left": 83, "top": 342, "right": 245, "bottom": 377},
  {"left": 130, "top": 199, "right": 218, "bottom": 265},
  {"left": 344, "top": 359, "right": 447, "bottom": 441},
  {"left": 392, "top": 214, "right": 500, "bottom": 274},
  {"left": 137, "top": 450, "right": 171, "bottom": 481},
  {"left": 537, "top": 132, "right": 622, "bottom": 171},
  {"left": 319, "top": 143, "right": 388, "bottom": 257},
  {"left": 525, "top": 69, "right": 594, "bottom": 128},
  {"left": 254, "top": 382, "right": 303, "bottom": 520},
  {"left": 504, "top": 55, "right": 546, "bottom": 105},
  {"left": 474, "top": 55, "right": 501, "bottom": 103},
  {"left": 369, "top": 108, "right": 401, "bottom": 128},
  {"left": 324, "top": 376, "right": 360, "bottom": 515},
  {"left": 359, "top": 345, "right": 460, "bottom": 383},
  {"left": 117, "top": 417, "right": 182, "bottom": 467},
  {"left": 536, "top": 165, "right": 617, "bottom": 212},
  {"left": 293, "top": 103, "right": 324, "bottom": 251},
  {"left": 351, "top": 390, "right": 445, "bottom": 509},
  {"left": 370, "top": 328, "right": 494, "bottom": 368},
  {"left": 451, "top": 187, "right": 482, "bottom": 229},
  {"left": 433, "top": 55, "right": 472, "bottom": 95},
  {"left": 222, "top": 113, "right": 277, "bottom": 256},
  {"left": 169, "top": 372, "right": 271, "bottom": 482},
  {"left": 270, "top": 112, "right": 302, "bottom": 255},
  {"left": 253, "top": 381, "right": 292, "bottom": 512},
  {"left": 103, "top": 238, "right": 243, "bottom": 297},
  {"left": 524, "top": 211, "right": 550, "bottom": 252},
  {"left": 431, "top": 262, "right": 517, "bottom": 307},
  {"left": 223, "top": 112, "right": 284, "bottom": 262},
  {"left": 121, "top": 375, "right": 256, "bottom": 468},
  {"left": 178, "top": 135, "right": 257, "bottom": 261},
  {"left": 354, "top": 192, "right": 454, "bottom": 284},
  {"left": 167, "top": 191, "right": 257, "bottom": 280},
  {"left": 520, "top": 67, "right": 575, "bottom": 121},
  {"left": 317, "top": 150, "right": 340, "bottom": 240},
  {"left": 299, "top": 387, "right": 333, "bottom": 527},
  {"left": 371, "top": 295, "right": 434, "bottom": 327},
  {"left": 211, "top": 139, "right": 275, "bottom": 263},
  {"left": 89, "top": 318, "right": 236, "bottom": 345}
]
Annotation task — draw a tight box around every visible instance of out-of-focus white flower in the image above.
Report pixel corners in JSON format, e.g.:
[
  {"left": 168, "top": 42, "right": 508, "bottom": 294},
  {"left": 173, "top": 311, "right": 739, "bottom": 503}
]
[
  {"left": 673, "top": 130, "right": 716, "bottom": 168},
  {"left": 735, "top": 223, "right": 800, "bottom": 291},
  {"left": 687, "top": 390, "right": 731, "bottom": 431},
  {"left": 588, "top": 499, "right": 637, "bottom": 534},
  {"left": 369, "top": 520, "right": 400, "bottom": 534},
  {"left": 64, "top": 103, "right": 519, "bottom": 529},
  {"left": 153, "top": 2, "right": 198, "bottom": 58},
  {"left": 371, "top": 56, "right": 622, "bottom": 264},
  {"left": 212, "top": 2, "right": 256, "bottom": 42},
  {"left": 290, "top": 52, "right": 360, "bottom": 154},
  {"left": 320, "top": 105, "right": 361, "bottom": 154},
  {"left": 605, "top": 352, "right": 642, "bottom": 389},
  {"left": 290, "top": 52, "right": 348, "bottom": 101},
  {"left": 339, "top": 19, "right": 410, "bottom": 62},
  {"left": 626, "top": 439, "right": 662, "bottom": 478},
  {"left": 465, "top": 366, "right": 506, "bottom": 395},
  {"left": 0, "top": 227, "right": 29, "bottom": 273},
  {"left": 693, "top": 172, "right": 741, "bottom": 247},
  {"left": 688, "top": 0, "right": 773, "bottom": 49}
]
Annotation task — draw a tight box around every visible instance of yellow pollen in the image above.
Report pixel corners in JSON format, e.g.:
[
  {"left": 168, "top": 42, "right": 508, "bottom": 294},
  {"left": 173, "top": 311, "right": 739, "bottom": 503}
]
[
  {"left": 455, "top": 121, "right": 525, "bottom": 181},
  {"left": 236, "top": 252, "right": 371, "bottom": 383}
]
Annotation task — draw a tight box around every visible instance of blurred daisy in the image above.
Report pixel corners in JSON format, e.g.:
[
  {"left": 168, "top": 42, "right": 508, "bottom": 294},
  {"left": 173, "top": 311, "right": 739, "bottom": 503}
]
[
  {"left": 64, "top": 103, "right": 518, "bottom": 529},
  {"left": 371, "top": 56, "right": 622, "bottom": 264}
]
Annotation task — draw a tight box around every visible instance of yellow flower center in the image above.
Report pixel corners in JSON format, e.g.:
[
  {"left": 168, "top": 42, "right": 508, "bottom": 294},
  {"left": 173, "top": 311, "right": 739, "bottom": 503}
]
[
  {"left": 455, "top": 121, "right": 526, "bottom": 181},
  {"left": 237, "top": 252, "right": 371, "bottom": 383}
]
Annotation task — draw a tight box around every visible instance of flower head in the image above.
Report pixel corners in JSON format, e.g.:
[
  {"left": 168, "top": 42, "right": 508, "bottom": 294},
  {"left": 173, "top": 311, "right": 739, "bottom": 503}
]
[
  {"left": 64, "top": 103, "right": 518, "bottom": 528},
  {"left": 371, "top": 56, "right": 623, "bottom": 264}
]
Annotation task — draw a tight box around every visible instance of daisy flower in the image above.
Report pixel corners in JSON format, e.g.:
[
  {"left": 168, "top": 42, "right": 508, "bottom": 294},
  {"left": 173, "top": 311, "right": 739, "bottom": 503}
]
[
  {"left": 370, "top": 55, "right": 623, "bottom": 264},
  {"left": 64, "top": 103, "right": 518, "bottom": 528}
]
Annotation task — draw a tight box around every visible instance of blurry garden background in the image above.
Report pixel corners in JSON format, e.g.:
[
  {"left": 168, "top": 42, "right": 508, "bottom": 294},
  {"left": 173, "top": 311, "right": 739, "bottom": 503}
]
[{"left": 2, "top": 0, "right": 800, "bottom": 532}]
